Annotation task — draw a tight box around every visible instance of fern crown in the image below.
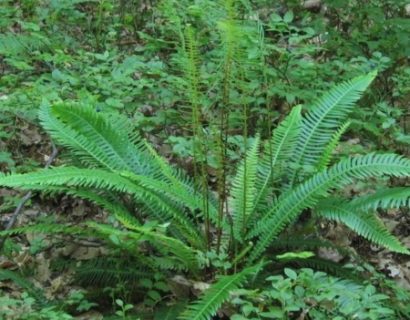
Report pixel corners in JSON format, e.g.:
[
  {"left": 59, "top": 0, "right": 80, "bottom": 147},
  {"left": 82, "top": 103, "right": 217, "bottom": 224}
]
[{"left": 1, "top": 71, "right": 410, "bottom": 319}]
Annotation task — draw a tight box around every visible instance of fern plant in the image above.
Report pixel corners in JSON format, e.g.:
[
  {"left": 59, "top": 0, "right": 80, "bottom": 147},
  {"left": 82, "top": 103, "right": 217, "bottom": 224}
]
[{"left": 1, "top": 71, "right": 410, "bottom": 319}]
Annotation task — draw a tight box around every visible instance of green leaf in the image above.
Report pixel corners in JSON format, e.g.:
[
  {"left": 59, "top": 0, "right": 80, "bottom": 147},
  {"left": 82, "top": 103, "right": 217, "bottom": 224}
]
[
  {"left": 283, "top": 11, "right": 294, "bottom": 23},
  {"left": 284, "top": 268, "right": 297, "bottom": 280}
]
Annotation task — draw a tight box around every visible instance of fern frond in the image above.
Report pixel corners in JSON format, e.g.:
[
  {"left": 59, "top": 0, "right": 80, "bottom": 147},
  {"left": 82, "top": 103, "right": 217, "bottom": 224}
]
[
  {"left": 143, "top": 143, "right": 218, "bottom": 223},
  {"left": 179, "top": 264, "right": 262, "bottom": 320},
  {"left": 0, "top": 270, "right": 43, "bottom": 301},
  {"left": 287, "top": 71, "right": 377, "bottom": 186},
  {"left": 0, "top": 167, "right": 204, "bottom": 248},
  {"left": 39, "top": 103, "right": 157, "bottom": 176},
  {"left": 62, "top": 188, "right": 142, "bottom": 228},
  {"left": 252, "top": 106, "right": 302, "bottom": 216},
  {"left": 271, "top": 236, "right": 351, "bottom": 256},
  {"left": 315, "top": 202, "right": 409, "bottom": 254},
  {"left": 0, "top": 167, "right": 138, "bottom": 193},
  {"left": 87, "top": 222, "right": 199, "bottom": 272},
  {"left": 286, "top": 258, "right": 359, "bottom": 280},
  {"left": 248, "top": 153, "right": 410, "bottom": 262},
  {"left": 0, "top": 223, "right": 85, "bottom": 237},
  {"left": 349, "top": 187, "right": 410, "bottom": 210},
  {"left": 231, "top": 136, "right": 260, "bottom": 242},
  {"left": 0, "top": 33, "right": 49, "bottom": 56},
  {"left": 75, "top": 258, "right": 152, "bottom": 288},
  {"left": 316, "top": 121, "right": 350, "bottom": 171}
]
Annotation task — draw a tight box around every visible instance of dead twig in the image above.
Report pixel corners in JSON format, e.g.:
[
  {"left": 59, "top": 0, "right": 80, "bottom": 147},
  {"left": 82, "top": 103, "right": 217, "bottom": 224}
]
[{"left": 0, "top": 143, "right": 58, "bottom": 250}]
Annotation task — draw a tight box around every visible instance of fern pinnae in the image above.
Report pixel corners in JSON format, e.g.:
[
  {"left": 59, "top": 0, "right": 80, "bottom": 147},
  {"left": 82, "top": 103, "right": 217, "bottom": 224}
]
[
  {"left": 87, "top": 222, "right": 199, "bottom": 271},
  {"left": 287, "top": 71, "right": 377, "bottom": 187},
  {"left": 316, "top": 121, "right": 351, "bottom": 171},
  {"left": 44, "top": 186, "right": 142, "bottom": 229},
  {"left": 0, "top": 33, "right": 49, "bottom": 56},
  {"left": 179, "top": 263, "right": 263, "bottom": 320},
  {"left": 248, "top": 153, "right": 410, "bottom": 262},
  {"left": 63, "top": 188, "right": 142, "bottom": 228},
  {"left": 43, "top": 104, "right": 132, "bottom": 172},
  {"left": 348, "top": 187, "right": 410, "bottom": 211},
  {"left": 252, "top": 105, "right": 302, "bottom": 217},
  {"left": 0, "top": 222, "right": 89, "bottom": 239},
  {"left": 40, "top": 104, "right": 156, "bottom": 176},
  {"left": 0, "top": 270, "right": 44, "bottom": 302},
  {"left": 315, "top": 204, "right": 409, "bottom": 254},
  {"left": 0, "top": 167, "right": 204, "bottom": 248},
  {"left": 75, "top": 258, "right": 152, "bottom": 288}
]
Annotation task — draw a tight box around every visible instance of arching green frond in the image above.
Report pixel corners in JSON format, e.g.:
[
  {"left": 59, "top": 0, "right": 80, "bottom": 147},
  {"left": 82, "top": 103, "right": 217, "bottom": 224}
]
[
  {"left": 87, "top": 222, "right": 199, "bottom": 272},
  {"left": 120, "top": 170, "right": 215, "bottom": 227},
  {"left": 63, "top": 188, "right": 142, "bottom": 229},
  {"left": 315, "top": 204, "right": 409, "bottom": 254},
  {"left": 231, "top": 136, "right": 260, "bottom": 242},
  {"left": 349, "top": 188, "right": 410, "bottom": 211},
  {"left": 179, "top": 264, "right": 262, "bottom": 320},
  {"left": 248, "top": 153, "right": 410, "bottom": 262},
  {"left": 316, "top": 121, "right": 351, "bottom": 171},
  {"left": 288, "top": 71, "right": 377, "bottom": 186},
  {"left": 271, "top": 236, "right": 351, "bottom": 256},
  {"left": 0, "top": 167, "right": 139, "bottom": 193},
  {"left": 0, "top": 167, "right": 204, "bottom": 249},
  {"left": 285, "top": 258, "right": 358, "bottom": 280},
  {"left": 143, "top": 142, "right": 218, "bottom": 223},
  {"left": 0, "top": 223, "right": 85, "bottom": 237},
  {"left": 75, "top": 258, "right": 152, "bottom": 288},
  {"left": 39, "top": 103, "right": 156, "bottom": 176},
  {"left": 0, "top": 33, "right": 49, "bottom": 56},
  {"left": 252, "top": 106, "right": 302, "bottom": 216},
  {"left": 0, "top": 270, "right": 43, "bottom": 301}
]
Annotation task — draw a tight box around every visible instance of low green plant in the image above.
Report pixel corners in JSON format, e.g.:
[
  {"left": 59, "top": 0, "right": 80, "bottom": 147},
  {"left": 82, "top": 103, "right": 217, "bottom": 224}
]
[
  {"left": 231, "top": 268, "right": 398, "bottom": 320},
  {"left": 115, "top": 299, "right": 134, "bottom": 319},
  {"left": 0, "top": 293, "right": 73, "bottom": 320},
  {"left": 1, "top": 72, "right": 410, "bottom": 319},
  {"left": 0, "top": 287, "right": 95, "bottom": 320}
]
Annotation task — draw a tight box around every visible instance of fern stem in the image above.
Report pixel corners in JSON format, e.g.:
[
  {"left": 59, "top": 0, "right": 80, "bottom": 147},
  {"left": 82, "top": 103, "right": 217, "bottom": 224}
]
[{"left": 183, "top": 25, "right": 211, "bottom": 249}]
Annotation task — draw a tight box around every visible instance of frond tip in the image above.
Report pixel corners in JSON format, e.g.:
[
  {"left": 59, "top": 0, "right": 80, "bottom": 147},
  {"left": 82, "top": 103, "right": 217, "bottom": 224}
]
[
  {"left": 316, "top": 200, "right": 410, "bottom": 254},
  {"left": 179, "top": 264, "right": 262, "bottom": 320}
]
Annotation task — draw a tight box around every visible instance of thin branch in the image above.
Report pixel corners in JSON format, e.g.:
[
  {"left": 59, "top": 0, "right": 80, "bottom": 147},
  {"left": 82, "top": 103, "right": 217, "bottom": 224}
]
[{"left": 0, "top": 143, "right": 58, "bottom": 250}]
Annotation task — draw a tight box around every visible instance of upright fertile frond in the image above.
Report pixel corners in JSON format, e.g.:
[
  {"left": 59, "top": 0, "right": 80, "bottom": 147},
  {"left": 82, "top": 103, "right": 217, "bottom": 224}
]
[
  {"left": 181, "top": 26, "right": 212, "bottom": 231},
  {"left": 231, "top": 136, "right": 260, "bottom": 242},
  {"left": 248, "top": 153, "right": 410, "bottom": 262},
  {"left": 39, "top": 104, "right": 155, "bottom": 175},
  {"left": 253, "top": 106, "right": 302, "bottom": 213},
  {"left": 349, "top": 188, "right": 410, "bottom": 210},
  {"left": 179, "top": 264, "right": 262, "bottom": 320},
  {"left": 287, "top": 71, "right": 377, "bottom": 186},
  {"left": 315, "top": 203, "right": 409, "bottom": 254},
  {"left": 159, "top": 0, "right": 185, "bottom": 43},
  {"left": 316, "top": 121, "right": 350, "bottom": 171},
  {"left": 183, "top": 25, "right": 202, "bottom": 113}
]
